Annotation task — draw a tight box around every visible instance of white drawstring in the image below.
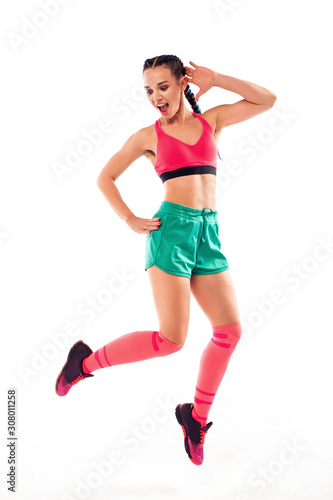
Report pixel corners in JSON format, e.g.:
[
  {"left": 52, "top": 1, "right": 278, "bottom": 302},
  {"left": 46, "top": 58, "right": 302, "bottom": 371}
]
[{"left": 200, "top": 208, "right": 213, "bottom": 242}]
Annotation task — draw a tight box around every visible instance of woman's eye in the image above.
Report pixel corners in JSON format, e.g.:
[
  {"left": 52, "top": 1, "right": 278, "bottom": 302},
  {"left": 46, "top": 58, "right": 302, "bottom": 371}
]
[{"left": 146, "top": 87, "right": 168, "bottom": 95}]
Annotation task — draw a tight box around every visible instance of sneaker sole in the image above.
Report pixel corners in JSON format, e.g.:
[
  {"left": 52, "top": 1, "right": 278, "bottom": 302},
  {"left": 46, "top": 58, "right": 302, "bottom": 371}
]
[
  {"left": 175, "top": 404, "right": 200, "bottom": 466},
  {"left": 55, "top": 340, "right": 84, "bottom": 396}
]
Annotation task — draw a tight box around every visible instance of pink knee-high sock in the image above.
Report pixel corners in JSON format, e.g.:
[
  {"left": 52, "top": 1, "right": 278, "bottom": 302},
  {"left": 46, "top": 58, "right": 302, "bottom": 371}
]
[
  {"left": 192, "top": 323, "right": 242, "bottom": 426},
  {"left": 82, "top": 330, "right": 181, "bottom": 373}
]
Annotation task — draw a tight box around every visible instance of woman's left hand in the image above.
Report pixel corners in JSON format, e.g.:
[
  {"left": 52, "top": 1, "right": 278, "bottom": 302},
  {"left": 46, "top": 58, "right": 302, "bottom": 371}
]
[{"left": 184, "top": 61, "right": 216, "bottom": 101}]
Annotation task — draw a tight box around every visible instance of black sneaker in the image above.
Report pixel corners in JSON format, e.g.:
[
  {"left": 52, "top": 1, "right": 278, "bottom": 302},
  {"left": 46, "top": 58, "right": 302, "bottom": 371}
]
[
  {"left": 175, "top": 403, "right": 213, "bottom": 465},
  {"left": 55, "top": 341, "right": 94, "bottom": 396}
]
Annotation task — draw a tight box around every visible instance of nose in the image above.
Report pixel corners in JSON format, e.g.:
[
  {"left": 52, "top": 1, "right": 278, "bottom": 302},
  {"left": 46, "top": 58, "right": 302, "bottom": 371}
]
[{"left": 153, "top": 93, "right": 163, "bottom": 103}]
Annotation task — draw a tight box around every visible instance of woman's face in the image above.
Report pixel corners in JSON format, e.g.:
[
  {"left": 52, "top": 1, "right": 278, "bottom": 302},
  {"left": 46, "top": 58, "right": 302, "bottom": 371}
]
[{"left": 143, "top": 65, "right": 186, "bottom": 118}]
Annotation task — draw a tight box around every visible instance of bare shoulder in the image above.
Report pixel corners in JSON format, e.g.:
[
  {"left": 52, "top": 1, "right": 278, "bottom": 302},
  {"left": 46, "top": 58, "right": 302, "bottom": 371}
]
[
  {"left": 137, "top": 122, "right": 157, "bottom": 163},
  {"left": 200, "top": 108, "right": 219, "bottom": 133},
  {"left": 201, "top": 106, "right": 226, "bottom": 143},
  {"left": 131, "top": 125, "right": 151, "bottom": 145},
  {"left": 139, "top": 122, "right": 156, "bottom": 141},
  {"left": 123, "top": 124, "right": 154, "bottom": 154},
  {"left": 97, "top": 124, "right": 157, "bottom": 182}
]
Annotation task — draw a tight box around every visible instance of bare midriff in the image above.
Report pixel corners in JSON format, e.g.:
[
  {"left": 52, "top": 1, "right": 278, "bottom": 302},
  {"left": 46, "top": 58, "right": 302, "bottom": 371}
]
[
  {"left": 163, "top": 173, "right": 216, "bottom": 211},
  {"left": 145, "top": 112, "right": 221, "bottom": 211}
]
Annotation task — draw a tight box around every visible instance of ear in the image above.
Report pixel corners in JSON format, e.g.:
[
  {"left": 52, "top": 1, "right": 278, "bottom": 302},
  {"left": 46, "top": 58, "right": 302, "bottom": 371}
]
[{"left": 181, "top": 75, "right": 188, "bottom": 90}]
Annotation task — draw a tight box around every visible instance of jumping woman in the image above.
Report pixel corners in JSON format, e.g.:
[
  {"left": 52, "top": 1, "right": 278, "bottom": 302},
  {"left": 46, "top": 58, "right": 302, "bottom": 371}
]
[{"left": 55, "top": 55, "right": 277, "bottom": 465}]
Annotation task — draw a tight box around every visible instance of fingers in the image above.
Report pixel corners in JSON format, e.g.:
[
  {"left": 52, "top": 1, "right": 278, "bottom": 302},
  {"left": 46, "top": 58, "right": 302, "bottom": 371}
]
[
  {"left": 185, "top": 62, "right": 197, "bottom": 73},
  {"left": 147, "top": 218, "right": 161, "bottom": 233},
  {"left": 142, "top": 218, "right": 161, "bottom": 235}
]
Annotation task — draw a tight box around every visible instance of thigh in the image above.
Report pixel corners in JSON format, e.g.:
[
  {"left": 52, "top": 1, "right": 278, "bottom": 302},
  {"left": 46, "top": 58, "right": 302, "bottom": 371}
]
[
  {"left": 192, "top": 219, "right": 229, "bottom": 275},
  {"left": 190, "top": 269, "right": 240, "bottom": 326},
  {"left": 145, "top": 210, "right": 198, "bottom": 278},
  {"left": 147, "top": 265, "right": 191, "bottom": 347}
]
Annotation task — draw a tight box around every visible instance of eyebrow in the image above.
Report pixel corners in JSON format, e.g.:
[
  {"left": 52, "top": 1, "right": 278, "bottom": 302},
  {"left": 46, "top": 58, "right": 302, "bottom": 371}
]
[{"left": 144, "top": 80, "right": 169, "bottom": 89}]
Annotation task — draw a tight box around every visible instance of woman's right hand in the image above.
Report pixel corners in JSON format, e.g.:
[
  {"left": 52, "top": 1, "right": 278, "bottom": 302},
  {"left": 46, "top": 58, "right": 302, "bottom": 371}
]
[{"left": 126, "top": 214, "right": 161, "bottom": 235}]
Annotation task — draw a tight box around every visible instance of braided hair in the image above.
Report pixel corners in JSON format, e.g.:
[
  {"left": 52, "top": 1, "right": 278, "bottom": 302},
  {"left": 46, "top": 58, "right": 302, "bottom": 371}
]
[
  {"left": 143, "top": 54, "right": 222, "bottom": 161},
  {"left": 143, "top": 54, "right": 201, "bottom": 114}
]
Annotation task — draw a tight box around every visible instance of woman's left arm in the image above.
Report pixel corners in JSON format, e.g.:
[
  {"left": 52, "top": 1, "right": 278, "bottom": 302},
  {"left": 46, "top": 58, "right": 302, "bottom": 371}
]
[{"left": 185, "top": 61, "right": 277, "bottom": 130}]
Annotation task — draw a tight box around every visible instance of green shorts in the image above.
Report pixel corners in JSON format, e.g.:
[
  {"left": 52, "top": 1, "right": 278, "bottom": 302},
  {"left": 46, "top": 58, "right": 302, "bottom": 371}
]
[{"left": 145, "top": 201, "right": 229, "bottom": 279}]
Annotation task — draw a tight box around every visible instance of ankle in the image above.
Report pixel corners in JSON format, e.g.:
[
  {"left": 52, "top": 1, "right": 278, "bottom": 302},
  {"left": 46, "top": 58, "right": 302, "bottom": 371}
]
[
  {"left": 82, "top": 357, "right": 91, "bottom": 374},
  {"left": 191, "top": 406, "right": 207, "bottom": 427}
]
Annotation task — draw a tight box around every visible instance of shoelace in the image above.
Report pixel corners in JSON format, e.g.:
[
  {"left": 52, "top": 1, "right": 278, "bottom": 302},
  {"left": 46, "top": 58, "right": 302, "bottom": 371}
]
[
  {"left": 199, "top": 422, "right": 213, "bottom": 445},
  {"left": 199, "top": 429, "right": 207, "bottom": 446},
  {"left": 70, "top": 373, "right": 84, "bottom": 386}
]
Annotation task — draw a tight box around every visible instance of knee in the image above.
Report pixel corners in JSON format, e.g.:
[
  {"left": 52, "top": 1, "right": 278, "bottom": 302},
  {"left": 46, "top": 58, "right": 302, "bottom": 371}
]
[
  {"left": 158, "top": 330, "right": 186, "bottom": 350},
  {"left": 232, "top": 322, "right": 242, "bottom": 343},
  {"left": 212, "top": 322, "right": 242, "bottom": 351},
  {"left": 173, "top": 339, "right": 186, "bottom": 349}
]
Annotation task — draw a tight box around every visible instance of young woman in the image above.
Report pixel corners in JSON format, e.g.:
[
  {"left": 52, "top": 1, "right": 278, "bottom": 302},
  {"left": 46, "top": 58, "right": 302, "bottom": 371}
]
[{"left": 55, "top": 55, "right": 276, "bottom": 466}]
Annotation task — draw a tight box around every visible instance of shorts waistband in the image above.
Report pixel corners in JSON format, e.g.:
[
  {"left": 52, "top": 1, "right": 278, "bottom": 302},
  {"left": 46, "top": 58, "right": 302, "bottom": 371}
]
[{"left": 157, "top": 201, "right": 218, "bottom": 220}]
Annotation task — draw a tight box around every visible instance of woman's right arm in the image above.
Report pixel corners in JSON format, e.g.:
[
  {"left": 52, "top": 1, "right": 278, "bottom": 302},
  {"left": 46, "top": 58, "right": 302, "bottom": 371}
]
[{"left": 96, "top": 128, "right": 160, "bottom": 235}]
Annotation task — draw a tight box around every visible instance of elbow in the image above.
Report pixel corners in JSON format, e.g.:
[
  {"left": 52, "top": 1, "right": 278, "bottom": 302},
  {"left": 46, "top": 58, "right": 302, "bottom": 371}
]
[
  {"left": 96, "top": 173, "right": 113, "bottom": 188},
  {"left": 268, "top": 92, "right": 277, "bottom": 107},
  {"left": 96, "top": 175, "right": 103, "bottom": 189}
]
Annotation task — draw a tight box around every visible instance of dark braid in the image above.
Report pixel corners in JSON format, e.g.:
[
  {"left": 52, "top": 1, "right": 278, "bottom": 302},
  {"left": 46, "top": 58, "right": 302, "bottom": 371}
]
[
  {"left": 143, "top": 54, "right": 202, "bottom": 114},
  {"left": 184, "top": 84, "right": 201, "bottom": 114},
  {"left": 143, "top": 55, "right": 222, "bottom": 160}
]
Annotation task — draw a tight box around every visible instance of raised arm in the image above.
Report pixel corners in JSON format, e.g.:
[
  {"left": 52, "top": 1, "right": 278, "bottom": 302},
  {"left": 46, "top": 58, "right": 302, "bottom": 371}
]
[
  {"left": 209, "top": 72, "right": 277, "bottom": 132},
  {"left": 185, "top": 61, "right": 277, "bottom": 133}
]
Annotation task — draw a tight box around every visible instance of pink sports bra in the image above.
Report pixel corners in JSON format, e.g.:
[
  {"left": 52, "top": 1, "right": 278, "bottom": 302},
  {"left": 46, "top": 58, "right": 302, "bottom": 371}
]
[{"left": 154, "top": 112, "right": 218, "bottom": 183}]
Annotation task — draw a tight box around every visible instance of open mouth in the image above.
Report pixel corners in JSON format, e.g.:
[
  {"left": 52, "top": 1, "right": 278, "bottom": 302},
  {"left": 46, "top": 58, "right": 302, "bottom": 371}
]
[{"left": 157, "top": 103, "right": 169, "bottom": 114}]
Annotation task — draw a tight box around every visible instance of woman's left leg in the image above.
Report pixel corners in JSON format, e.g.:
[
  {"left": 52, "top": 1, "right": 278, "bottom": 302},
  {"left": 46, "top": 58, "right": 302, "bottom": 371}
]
[
  {"left": 189, "top": 269, "right": 242, "bottom": 426},
  {"left": 191, "top": 269, "right": 240, "bottom": 325}
]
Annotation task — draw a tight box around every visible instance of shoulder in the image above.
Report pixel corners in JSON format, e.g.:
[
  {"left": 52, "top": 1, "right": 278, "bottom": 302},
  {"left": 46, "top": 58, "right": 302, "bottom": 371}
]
[
  {"left": 132, "top": 124, "right": 153, "bottom": 140},
  {"left": 201, "top": 106, "right": 227, "bottom": 134},
  {"left": 131, "top": 122, "right": 156, "bottom": 149},
  {"left": 138, "top": 121, "right": 158, "bottom": 140},
  {"left": 132, "top": 123, "right": 158, "bottom": 161}
]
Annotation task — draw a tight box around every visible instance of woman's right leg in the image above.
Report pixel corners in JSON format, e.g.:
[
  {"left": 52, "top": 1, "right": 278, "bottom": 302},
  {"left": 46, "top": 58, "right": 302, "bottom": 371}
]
[
  {"left": 56, "top": 265, "right": 191, "bottom": 396},
  {"left": 81, "top": 265, "right": 191, "bottom": 372}
]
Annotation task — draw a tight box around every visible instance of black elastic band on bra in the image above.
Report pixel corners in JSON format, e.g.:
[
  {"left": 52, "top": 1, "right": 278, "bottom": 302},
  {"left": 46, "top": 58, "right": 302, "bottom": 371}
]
[{"left": 160, "top": 165, "right": 216, "bottom": 183}]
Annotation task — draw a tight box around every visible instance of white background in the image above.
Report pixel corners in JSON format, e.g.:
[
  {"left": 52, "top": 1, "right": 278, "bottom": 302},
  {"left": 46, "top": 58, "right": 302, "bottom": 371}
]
[{"left": 1, "top": 1, "right": 332, "bottom": 499}]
